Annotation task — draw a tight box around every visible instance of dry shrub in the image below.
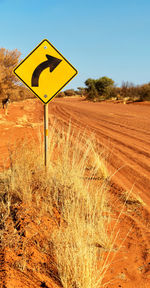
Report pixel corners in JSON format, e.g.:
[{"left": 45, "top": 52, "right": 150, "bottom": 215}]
[{"left": 0, "top": 122, "right": 119, "bottom": 287}]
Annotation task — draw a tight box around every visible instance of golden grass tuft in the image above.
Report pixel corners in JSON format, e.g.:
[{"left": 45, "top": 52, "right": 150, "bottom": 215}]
[
  {"left": 0, "top": 122, "right": 120, "bottom": 287},
  {"left": 120, "top": 188, "right": 146, "bottom": 208}
]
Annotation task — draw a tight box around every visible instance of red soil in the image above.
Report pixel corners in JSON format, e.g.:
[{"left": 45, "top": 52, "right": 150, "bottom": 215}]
[
  {"left": 51, "top": 97, "right": 150, "bottom": 208},
  {"left": 0, "top": 97, "right": 150, "bottom": 287}
]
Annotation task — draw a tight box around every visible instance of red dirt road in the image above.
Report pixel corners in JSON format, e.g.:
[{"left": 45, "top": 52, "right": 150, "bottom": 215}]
[{"left": 50, "top": 97, "right": 150, "bottom": 208}]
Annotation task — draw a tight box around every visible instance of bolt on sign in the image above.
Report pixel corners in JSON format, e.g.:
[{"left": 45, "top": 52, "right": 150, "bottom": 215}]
[{"left": 13, "top": 39, "right": 78, "bottom": 104}]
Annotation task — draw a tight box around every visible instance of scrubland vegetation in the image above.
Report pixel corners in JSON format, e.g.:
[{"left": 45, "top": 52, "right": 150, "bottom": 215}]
[
  {"left": 0, "top": 122, "right": 123, "bottom": 287},
  {"left": 57, "top": 77, "right": 150, "bottom": 102},
  {"left": 79, "top": 78, "right": 150, "bottom": 102}
]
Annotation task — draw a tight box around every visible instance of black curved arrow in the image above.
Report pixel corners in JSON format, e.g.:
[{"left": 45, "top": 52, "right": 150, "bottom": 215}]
[{"left": 31, "top": 54, "right": 62, "bottom": 87}]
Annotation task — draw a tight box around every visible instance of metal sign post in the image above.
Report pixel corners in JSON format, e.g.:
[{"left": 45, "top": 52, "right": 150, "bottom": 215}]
[{"left": 44, "top": 104, "right": 48, "bottom": 167}]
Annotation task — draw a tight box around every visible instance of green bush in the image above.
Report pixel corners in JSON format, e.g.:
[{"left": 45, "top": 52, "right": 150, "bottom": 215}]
[{"left": 85, "top": 77, "right": 114, "bottom": 101}]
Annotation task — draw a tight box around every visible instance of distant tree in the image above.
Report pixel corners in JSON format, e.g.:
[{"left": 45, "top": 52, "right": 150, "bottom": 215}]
[
  {"left": 77, "top": 87, "right": 86, "bottom": 96},
  {"left": 64, "top": 89, "right": 75, "bottom": 96},
  {"left": 0, "top": 48, "right": 21, "bottom": 99},
  {"left": 85, "top": 78, "right": 98, "bottom": 100},
  {"left": 95, "top": 76, "right": 114, "bottom": 99},
  {"left": 121, "top": 81, "right": 131, "bottom": 98},
  {"left": 139, "top": 83, "right": 150, "bottom": 101},
  {"left": 85, "top": 77, "right": 114, "bottom": 100},
  {"left": 120, "top": 81, "right": 140, "bottom": 100}
]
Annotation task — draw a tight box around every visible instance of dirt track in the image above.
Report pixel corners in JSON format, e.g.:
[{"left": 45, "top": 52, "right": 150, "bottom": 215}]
[{"left": 49, "top": 97, "right": 150, "bottom": 208}]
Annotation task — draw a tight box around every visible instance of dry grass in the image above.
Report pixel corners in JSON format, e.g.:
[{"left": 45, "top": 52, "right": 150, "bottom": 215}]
[{"left": 0, "top": 122, "right": 121, "bottom": 287}]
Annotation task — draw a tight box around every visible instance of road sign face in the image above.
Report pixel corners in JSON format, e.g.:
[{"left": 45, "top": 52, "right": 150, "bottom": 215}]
[{"left": 13, "top": 39, "right": 78, "bottom": 104}]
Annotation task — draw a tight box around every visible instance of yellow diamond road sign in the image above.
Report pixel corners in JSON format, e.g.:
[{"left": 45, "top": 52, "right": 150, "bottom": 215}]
[{"left": 13, "top": 39, "right": 78, "bottom": 104}]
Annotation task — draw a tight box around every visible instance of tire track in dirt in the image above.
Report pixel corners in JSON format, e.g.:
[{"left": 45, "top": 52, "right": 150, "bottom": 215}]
[
  {"left": 91, "top": 112, "right": 150, "bottom": 135},
  {"left": 49, "top": 100, "right": 150, "bottom": 206},
  {"left": 55, "top": 114, "right": 150, "bottom": 199},
  {"left": 51, "top": 102, "right": 150, "bottom": 164},
  {"left": 53, "top": 103, "right": 150, "bottom": 153},
  {"left": 51, "top": 103, "right": 150, "bottom": 167},
  {"left": 54, "top": 100, "right": 150, "bottom": 136}
]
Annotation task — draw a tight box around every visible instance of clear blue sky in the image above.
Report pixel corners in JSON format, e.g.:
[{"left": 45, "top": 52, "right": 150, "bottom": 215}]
[{"left": 0, "top": 0, "right": 150, "bottom": 90}]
